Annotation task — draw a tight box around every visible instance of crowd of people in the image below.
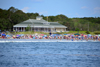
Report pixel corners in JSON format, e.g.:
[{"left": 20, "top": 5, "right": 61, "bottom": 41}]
[{"left": 0, "top": 32, "right": 100, "bottom": 41}]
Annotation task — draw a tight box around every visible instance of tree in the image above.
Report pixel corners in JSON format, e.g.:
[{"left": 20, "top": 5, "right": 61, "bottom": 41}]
[
  {"left": 75, "top": 28, "right": 80, "bottom": 31},
  {"left": 8, "top": 6, "right": 18, "bottom": 13},
  {"left": 0, "top": 18, "right": 8, "bottom": 31},
  {"left": 0, "top": 6, "right": 100, "bottom": 32},
  {"left": 26, "top": 24, "right": 31, "bottom": 31}
]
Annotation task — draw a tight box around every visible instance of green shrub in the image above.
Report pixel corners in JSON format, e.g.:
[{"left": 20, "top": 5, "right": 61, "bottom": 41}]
[
  {"left": 75, "top": 28, "right": 80, "bottom": 31},
  {"left": 85, "top": 31, "right": 90, "bottom": 34},
  {"left": 55, "top": 32, "right": 62, "bottom": 34},
  {"left": 94, "top": 31, "right": 100, "bottom": 34}
]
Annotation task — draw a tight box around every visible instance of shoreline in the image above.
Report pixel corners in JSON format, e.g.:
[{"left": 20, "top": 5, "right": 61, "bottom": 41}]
[{"left": 0, "top": 39, "right": 100, "bottom": 42}]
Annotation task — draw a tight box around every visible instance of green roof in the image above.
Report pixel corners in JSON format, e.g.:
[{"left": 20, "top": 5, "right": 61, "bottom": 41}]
[{"left": 14, "top": 19, "right": 67, "bottom": 28}]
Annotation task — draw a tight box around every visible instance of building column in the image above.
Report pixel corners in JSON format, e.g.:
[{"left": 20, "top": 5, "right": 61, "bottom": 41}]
[
  {"left": 33, "top": 28, "right": 35, "bottom": 31},
  {"left": 21, "top": 27, "right": 22, "bottom": 32},
  {"left": 31, "top": 27, "right": 32, "bottom": 31},
  {"left": 50, "top": 28, "right": 53, "bottom": 32},
  {"left": 35, "top": 28, "right": 36, "bottom": 31},
  {"left": 46, "top": 28, "right": 47, "bottom": 32},
  {"left": 44, "top": 28, "right": 45, "bottom": 32},
  {"left": 40, "top": 28, "right": 41, "bottom": 32},
  {"left": 13, "top": 28, "right": 14, "bottom": 31},
  {"left": 51, "top": 28, "right": 53, "bottom": 32},
  {"left": 65, "top": 28, "right": 66, "bottom": 32},
  {"left": 45, "top": 28, "right": 46, "bottom": 32},
  {"left": 18, "top": 27, "right": 19, "bottom": 32},
  {"left": 54, "top": 28, "right": 55, "bottom": 32},
  {"left": 38, "top": 28, "right": 39, "bottom": 31},
  {"left": 36, "top": 28, "right": 37, "bottom": 31},
  {"left": 50, "top": 28, "right": 51, "bottom": 32},
  {"left": 22, "top": 27, "right": 23, "bottom": 32},
  {"left": 33, "top": 27, "right": 34, "bottom": 31},
  {"left": 23, "top": 27, "right": 24, "bottom": 31},
  {"left": 25, "top": 27, "right": 26, "bottom": 31},
  {"left": 16, "top": 27, "right": 17, "bottom": 31}
]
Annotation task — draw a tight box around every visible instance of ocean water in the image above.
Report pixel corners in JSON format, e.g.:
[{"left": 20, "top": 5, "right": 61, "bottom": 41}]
[{"left": 0, "top": 42, "right": 100, "bottom": 67}]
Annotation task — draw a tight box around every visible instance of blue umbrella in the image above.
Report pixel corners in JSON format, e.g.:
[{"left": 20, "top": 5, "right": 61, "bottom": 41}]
[
  {"left": 20, "top": 34, "right": 24, "bottom": 36},
  {"left": 64, "top": 34, "right": 67, "bottom": 35},
  {"left": 74, "top": 33, "right": 80, "bottom": 36},
  {"left": 2, "top": 34, "right": 6, "bottom": 36},
  {"left": 6, "top": 35, "right": 10, "bottom": 37},
  {"left": 43, "top": 35, "right": 47, "bottom": 37},
  {"left": 87, "top": 34, "right": 91, "bottom": 37},
  {"left": 59, "top": 35, "right": 62, "bottom": 36}
]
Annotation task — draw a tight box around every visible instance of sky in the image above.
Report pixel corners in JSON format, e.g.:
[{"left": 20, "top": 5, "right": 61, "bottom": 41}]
[{"left": 0, "top": 0, "right": 100, "bottom": 18}]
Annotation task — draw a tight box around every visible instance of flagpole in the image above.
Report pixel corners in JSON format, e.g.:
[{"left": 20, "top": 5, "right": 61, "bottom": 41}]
[{"left": 47, "top": 16, "right": 48, "bottom": 22}]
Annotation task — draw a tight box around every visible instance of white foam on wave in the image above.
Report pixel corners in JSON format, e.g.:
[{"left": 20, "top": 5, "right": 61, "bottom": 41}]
[{"left": 0, "top": 39, "right": 99, "bottom": 42}]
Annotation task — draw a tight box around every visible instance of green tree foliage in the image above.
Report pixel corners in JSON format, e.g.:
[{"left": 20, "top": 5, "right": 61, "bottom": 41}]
[
  {"left": 85, "top": 31, "right": 90, "bottom": 34},
  {"left": 94, "top": 31, "right": 100, "bottom": 34},
  {"left": 0, "top": 7, "right": 39, "bottom": 31},
  {"left": 0, "top": 6, "right": 100, "bottom": 32},
  {"left": 75, "top": 28, "right": 80, "bottom": 31},
  {"left": 0, "top": 18, "right": 10, "bottom": 31},
  {"left": 26, "top": 24, "right": 31, "bottom": 31}
]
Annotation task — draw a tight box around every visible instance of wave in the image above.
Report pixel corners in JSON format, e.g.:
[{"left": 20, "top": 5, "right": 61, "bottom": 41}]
[{"left": 0, "top": 39, "right": 100, "bottom": 42}]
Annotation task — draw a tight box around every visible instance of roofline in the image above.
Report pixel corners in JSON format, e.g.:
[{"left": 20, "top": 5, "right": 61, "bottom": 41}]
[{"left": 14, "top": 26, "right": 67, "bottom": 28}]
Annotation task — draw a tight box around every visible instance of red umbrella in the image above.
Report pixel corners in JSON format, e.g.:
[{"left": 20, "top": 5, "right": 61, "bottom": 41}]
[{"left": 40, "top": 34, "right": 44, "bottom": 36}]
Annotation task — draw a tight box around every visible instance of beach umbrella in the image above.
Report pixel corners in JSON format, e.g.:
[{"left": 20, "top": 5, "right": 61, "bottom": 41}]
[
  {"left": 83, "top": 35, "right": 86, "bottom": 37},
  {"left": 40, "top": 34, "right": 44, "bottom": 36},
  {"left": 9, "top": 34, "right": 13, "bottom": 37},
  {"left": 74, "top": 33, "right": 80, "bottom": 36},
  {"left": 71, "top": 35, "right": 74, "bottom": 36},
  {"left": 65, "top": 35, "right": 68, "bottom": 37},
  {"left": 16, "top": 34, "right": 21, "bottom": 37},
  {"left": 54, "top": 34, "right": 59, "bottom": 36},
  {"left": 51, "top": 34, "right": 56, "bottom": 36},
  {"left": 20, "top": 34, "right": 24, "bottom": 36},
  {"left": 2, "top": 33, "right": 6, "bottom": 36},
  {"left": 33, "top": 36, "right": 35, "bottom": 39},
  {"left": 64, "top": 34, "right": 67, "bottom": 35},
  {"left": 16, "top": 35, "right": 19, "bottom": 37},
  {"left": 13, "top": 35, "right": 16, "bottom": 37},
  {"left": 51, "top": 34, "right": 54, "bottom": 37},
  {"left": 6, "top": 35, "right": 10, "bottom": 37},
  {"left": 32, "top": 34, "right": 35, "bottom": 36},
  {"left": 95, "top": 35, "right": 98, "bottom": 36},
  {"left": 87, "top": 34, "right": 91, "bottom": 36},
  {"left": 87, "top": 34, "right": 91, "bottom": 37},
  {"left": 43, "top": 35, "right": 47, "bottom": 37},
  {"left": 67, "top": 34, "right": 70, "bottom": 36},
  {"left": 35, "top": 33, "right": 38, "bottom": 36},
  {"left": 59, "top": 35, "right": 62, "bottom": 36},
  {"left": 98, "top": 34, "right": 100, "bottom": 36}
]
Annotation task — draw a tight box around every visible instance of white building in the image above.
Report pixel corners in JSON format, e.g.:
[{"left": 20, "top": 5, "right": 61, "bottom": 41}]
[{"left": 13, "top": 16, "right": 67, "bottom": 32}]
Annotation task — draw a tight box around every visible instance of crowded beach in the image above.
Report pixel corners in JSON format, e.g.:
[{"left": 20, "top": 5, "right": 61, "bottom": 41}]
[{"left": 0, "top": 32, "right": 100, "bottom": 41}]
